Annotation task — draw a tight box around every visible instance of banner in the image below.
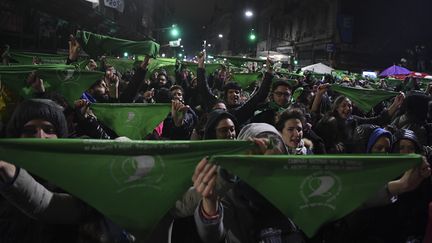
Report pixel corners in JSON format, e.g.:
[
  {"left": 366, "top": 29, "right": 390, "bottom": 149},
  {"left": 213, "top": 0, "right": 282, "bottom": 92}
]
[
  {"left": 76, "top": 31, "right": 159, "bottom": 58},
  {"left": 0, "top": 139, "right": 254, "bottom": 238},
  {"left": 331, "top": 84, "right": 398, "bottom": 112},
  {"left": 210, "top": 154, "right": 421, "bottom": 237},
  {"left": 0, "top": 65, "right": 103, "bottom": 105},
  {"left": 91, "top": 103, "right": 171, "bottom": 140}
]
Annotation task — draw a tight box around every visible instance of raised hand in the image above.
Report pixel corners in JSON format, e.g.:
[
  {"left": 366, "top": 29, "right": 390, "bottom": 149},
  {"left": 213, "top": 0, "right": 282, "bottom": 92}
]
[
  {"left": 171, "top": 99, "right": 189, "bottom": 127},
  {"left": 140, "top": 55, "right": 151, "bottom": 70},
  {"left": 197, "top": 51, "right": 205, "bottom": 68},
  {"left": 27, "top": 71, "right": 45, "bottom": 93},
  {"left": 192, "top": 157, "right": 218, "bottom": 215},
  {"left": 68, "top": 34, "right": 81, "bottom": 61}
]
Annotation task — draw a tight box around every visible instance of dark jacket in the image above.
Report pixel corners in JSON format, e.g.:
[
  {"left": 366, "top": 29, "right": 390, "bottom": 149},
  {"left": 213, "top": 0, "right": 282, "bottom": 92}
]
[
  {"left": 119, "top": 67, "right": 148, "bottom": 103},
  {"left": 0, "top": 168, "right": 132, "bottom": 243},
  {"left": 315, "top": 111, "right": 392, "bottom": 153},
  {"left": 194, "top": 181, "right": 304, "bottom": 243}
]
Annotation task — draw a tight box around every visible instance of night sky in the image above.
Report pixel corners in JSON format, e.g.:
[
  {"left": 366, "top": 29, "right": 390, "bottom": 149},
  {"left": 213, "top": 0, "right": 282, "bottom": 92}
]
[{"left": 167, "top": 0, "right": 218, "bottom": 54}]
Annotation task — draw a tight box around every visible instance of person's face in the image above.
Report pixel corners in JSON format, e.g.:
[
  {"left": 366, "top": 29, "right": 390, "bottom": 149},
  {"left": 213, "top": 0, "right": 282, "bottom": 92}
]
[
  {"left": 337, "top": 99, "right": 352, "bottom": 120},
  {"left": 92, "top": 80, "right": 109, "bottom": 102},
  {"left": 215, "top": 118, "right": 236, "bottom": 140},
  {"left": 273, "top": 85, "right": 291, "bottom": 107},
  {"left": 218, "top": 70, "right": 227, "bottom": 80},
  {"left": 212, "top": 102, "right": 227, "bottom": 111},
  {"left": 158, "top": 75, "right": 167, "bottom": 87},
  {"left": 171, "top": 88, "right": 183, "bottom": 101},
  {"left": 87, "top": 59, "right": 97, "bottom": 70},
  {"left": 106, "top": 67, "right": 114, "bottom": 76},
  {"left": 397, "top": 139, "right": 416, "bottom": 154},
  {"left": 226, "top": 89, "right": 240, "bottom": 105},
  {"left": 20, "top": 119, "right": 58, "bottom": 139},
  {"left": 371, "top": 136, "right": 391, "bottom": 153},
  {"left": 281, "top": 118, "right": 303, "bottom": 148}
]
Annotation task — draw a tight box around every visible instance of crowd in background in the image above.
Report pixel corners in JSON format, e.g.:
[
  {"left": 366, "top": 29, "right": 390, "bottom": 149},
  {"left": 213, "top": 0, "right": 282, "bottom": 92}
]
[{"left": 0, "top": 34, "right": 431, "bottom": 243}]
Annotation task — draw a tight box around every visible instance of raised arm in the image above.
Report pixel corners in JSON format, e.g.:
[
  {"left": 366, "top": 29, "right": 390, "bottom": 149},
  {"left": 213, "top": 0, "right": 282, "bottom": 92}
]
[
  {"left": 119, "top": 56, "right": 150, "bottom": 103},
  {"left": 232, "top": 58, "right": 274, "bottom": 125},
  {"left": 196, "top": 52, "right": 218, "bottom": 111},
  {"left": 0, "top": 161, "right": 89, "bottom": 224}
]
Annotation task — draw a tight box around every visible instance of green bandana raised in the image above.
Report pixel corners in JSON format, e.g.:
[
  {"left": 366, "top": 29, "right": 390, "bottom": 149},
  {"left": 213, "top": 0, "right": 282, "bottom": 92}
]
[
  {"left": 0, "top": 139, "right": 255, "bottom": 238},
  {"left": 76, "top": 31, "right": 160, "bottom": 58},
  {"left": 230, "top": 72, "right": 262, "bottom": 89},
  {"left": 91, "top": 103, "right": 171, "bottom": 140},
  {"left": 331, "top": 84, "right": 398, "bottom": 112},
  {"left": 0, "top": 65, "right": 103, "bottom": 105},
  {"left": 210, "top": 154, "right": 421, "bottom": 237}
]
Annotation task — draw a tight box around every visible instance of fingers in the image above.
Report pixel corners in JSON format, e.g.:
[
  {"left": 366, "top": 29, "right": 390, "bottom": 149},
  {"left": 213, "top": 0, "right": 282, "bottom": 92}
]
[
  {"left": 201, "top": 175, "right": 217, "bottom": 198},
  {"left": 179, "top": 105, "right": 190, "bottom": 113},
  {"left": 195, "top": 164, "right": 218, "bottom": 198},
  {"left": 194, "top": 162, "right": 212, "bottom": 187},
  {"left": 171, "top": 99, "right": 188, "bottom": 113},
  {"left": 252, "top": 138, "right": 270, "bottom": 154},
  {"left": 202, "top": 164, "right": 217, "bottom": 185},
  {"left": 192, "top": 157, "right": 208, "bottom": 182}
]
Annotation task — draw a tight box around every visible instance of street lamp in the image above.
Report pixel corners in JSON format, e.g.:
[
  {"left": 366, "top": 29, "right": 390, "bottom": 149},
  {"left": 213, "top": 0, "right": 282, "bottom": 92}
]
[
  {"left": 218, "top": 34, "right": 223, "bottom": 38},
  {"left": 245, "top": 10, "right": 254, "bottom": 18}
]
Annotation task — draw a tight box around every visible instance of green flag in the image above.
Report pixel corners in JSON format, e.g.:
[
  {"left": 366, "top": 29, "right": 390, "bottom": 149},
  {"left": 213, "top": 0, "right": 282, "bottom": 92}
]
[
  {"left": 0, "top": 139, "right": 254, "bottom": 238},
  {"left": 210, "top": 154, "right": 421, "bottom": 237},
  {"left": 331, "top": 84, "right": 398, "bottom": 112},
  {"left": 105, "top": 57, "right": 136, "bottom": 74},
  {"left": 0, "top": 65, "right": 103, "bottom": 105},
  {"left": 91, "top": 103, "right": 171, "bottom": 139},
  {"left": 331, "top": 70, "right": 349, "bottom": 80},
  {"left": 10, "top": 51, "right": 68, "bottom": 65},
  {"left": 182, "top": 62, "right": 222, "bottom": 76},
  {"left": 215, "top": 55, "right": 266, "bottom": 67},
  {"left": 230, "top": 72, "right": 262, "bottom": 89},
  {"left": 146, "top": 58, "right": 177, "bottom": 78},
  {"left": 384, "top": 78, "right": 401, "bottom": 88},
  {"left": 76, "top": 31, "right": 159, "bottom": 58}
]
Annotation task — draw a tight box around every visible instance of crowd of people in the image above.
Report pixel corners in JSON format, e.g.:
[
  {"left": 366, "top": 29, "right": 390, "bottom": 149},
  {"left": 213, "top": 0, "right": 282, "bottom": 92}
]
[{"left": 0, "top": 35, "right": 432, "bottom": 243}]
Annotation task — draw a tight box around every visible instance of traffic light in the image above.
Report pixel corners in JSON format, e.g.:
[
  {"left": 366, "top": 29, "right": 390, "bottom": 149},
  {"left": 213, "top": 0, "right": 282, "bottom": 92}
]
[
  {"left": 249, "top": 29, "right": 256, "bottom": 42},
  {"left": 170, "top": 24, "right": 180, "bottom": 38}
]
